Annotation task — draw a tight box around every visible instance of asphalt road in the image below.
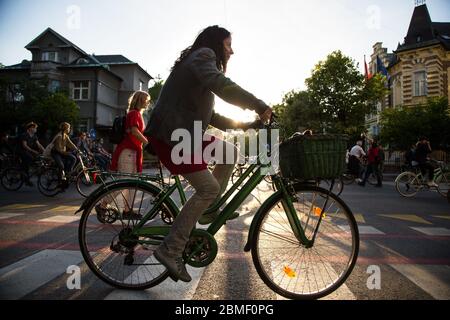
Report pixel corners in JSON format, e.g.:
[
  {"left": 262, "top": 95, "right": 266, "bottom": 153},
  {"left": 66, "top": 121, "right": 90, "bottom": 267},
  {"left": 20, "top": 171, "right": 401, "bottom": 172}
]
[{"left": 0, "top": 173, "right": 449, "bottom": 300}]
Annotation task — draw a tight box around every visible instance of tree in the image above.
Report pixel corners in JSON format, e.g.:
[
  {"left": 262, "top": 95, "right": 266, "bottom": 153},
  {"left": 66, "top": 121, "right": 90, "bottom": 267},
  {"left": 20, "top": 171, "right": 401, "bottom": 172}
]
[
  {"left": 0, "top": 78, "right": 79, "bottom": 137},
  {"left": 380, "top": 97, "right": 450, "bottom": 150},
  {"left": 144, "top": 77, "right": 164, "bottom": 124},
  {"left": 31, "top": 92, "right": 80, "bottom": 136},
  {"left": 305, "top": 51, "right": 387, "bottom": 136},
  {"left": 148, "top": 77, "right": 164, "bottom": 104},
  {"left": 273, "top": 90, "right": 319, "bottom": 139}
]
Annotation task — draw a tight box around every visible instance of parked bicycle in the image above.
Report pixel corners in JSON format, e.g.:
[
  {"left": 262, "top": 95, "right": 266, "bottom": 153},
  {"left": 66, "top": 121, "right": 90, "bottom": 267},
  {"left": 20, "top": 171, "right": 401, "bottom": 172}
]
[
  {"left": 395, "top": 160, "right": 450, "bottom": 198},
  {"left": 76, "top": 118, "right": 359, "bottom": 300}
]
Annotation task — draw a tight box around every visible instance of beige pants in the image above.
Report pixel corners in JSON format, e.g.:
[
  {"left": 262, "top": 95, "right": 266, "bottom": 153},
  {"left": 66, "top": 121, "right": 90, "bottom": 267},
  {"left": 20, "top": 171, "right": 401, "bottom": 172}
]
[
  {"left": 102, "top": 149, "right": 137, "bottom": 211},
  {"left": 117, "top": 148, "right": 137, "bottom": 174},
  {"left": 160, "top": 139, "right": 238, "bottom": 257}
]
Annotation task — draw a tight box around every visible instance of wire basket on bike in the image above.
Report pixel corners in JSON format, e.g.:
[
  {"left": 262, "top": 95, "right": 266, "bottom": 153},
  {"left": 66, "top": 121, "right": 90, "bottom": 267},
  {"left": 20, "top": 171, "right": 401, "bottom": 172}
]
[{"left": 279, "top": 134, "right": 348, "bottom": 180}]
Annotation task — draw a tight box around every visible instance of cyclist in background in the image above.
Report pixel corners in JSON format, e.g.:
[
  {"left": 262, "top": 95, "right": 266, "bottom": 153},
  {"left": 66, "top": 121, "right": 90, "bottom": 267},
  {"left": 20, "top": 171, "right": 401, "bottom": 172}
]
[
  {"left": 348, "top": 140, "right": 366, "bottom": 182},
  {"left": 17, "top": 122, "right": 45, "bottom": 186},
  {"left": 415, "top": 137, "right": 437, "bottom": 187}
]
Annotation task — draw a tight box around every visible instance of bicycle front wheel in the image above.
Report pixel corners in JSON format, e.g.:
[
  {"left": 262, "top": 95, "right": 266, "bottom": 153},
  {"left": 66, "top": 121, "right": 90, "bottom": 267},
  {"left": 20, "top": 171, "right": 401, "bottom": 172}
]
[
  {"left": 395, "top": 171, "right": 421, "bottom": 197},
  {"left": 76, "top": 170, "right": 112, "bottom": 198},
  {"left": 251, "top": 185, "right": 359, "bottom": 300}
]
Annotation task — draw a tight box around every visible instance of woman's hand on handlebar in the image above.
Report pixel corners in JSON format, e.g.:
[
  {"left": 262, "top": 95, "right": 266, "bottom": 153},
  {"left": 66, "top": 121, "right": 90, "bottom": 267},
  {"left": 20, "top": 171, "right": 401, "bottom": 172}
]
[{"left": 259, "top": 108, "right": 272, "bottom": 124}]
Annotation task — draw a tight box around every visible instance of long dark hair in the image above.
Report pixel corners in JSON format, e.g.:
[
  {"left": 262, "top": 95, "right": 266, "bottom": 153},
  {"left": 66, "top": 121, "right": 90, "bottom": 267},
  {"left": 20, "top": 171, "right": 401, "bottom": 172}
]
[{"left": 172, "top": 25, "right": 231, "bottom": 73}]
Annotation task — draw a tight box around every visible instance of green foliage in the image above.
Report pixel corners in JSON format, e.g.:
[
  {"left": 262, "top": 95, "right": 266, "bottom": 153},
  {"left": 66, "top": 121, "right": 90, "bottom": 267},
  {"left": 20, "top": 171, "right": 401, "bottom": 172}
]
[
  {"left": 144, "top": 77, "right": 164, "bottom": 125},
  {"left": 148, "top": 77, "right": 164, "bottom": 103},
  {"left": 304, "top": 50, "right": 387, "bottom": 135},
  {"left": 0, "top": 78, "right": 79, "bottom": 135},
  {"left": 32, "top": 92, "right": 79, "bottom": 134},
  {"left": 274, "top": 51, "right": 387, "bottom": 141},
  {"left": 380, "top": 97, "right": 450, "bottom": 150},
  {"left": 273, "top": 90, "right": 319, "bottom": 139}
]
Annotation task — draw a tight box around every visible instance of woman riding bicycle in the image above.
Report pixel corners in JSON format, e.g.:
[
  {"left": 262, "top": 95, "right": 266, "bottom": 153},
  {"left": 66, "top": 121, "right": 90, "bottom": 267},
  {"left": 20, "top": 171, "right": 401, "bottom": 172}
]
[
  {"left": 50, "top": 122, "right": 79, "bottom": 181},
  {"left": 144, "top": 25, "right": 272, "bottom": 282}
]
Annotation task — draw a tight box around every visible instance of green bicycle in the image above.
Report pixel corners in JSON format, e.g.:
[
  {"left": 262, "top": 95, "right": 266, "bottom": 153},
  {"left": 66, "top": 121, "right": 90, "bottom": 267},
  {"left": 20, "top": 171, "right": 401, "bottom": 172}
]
[{"left": 76, "top": 122, "right": 359, "bottom": 300}]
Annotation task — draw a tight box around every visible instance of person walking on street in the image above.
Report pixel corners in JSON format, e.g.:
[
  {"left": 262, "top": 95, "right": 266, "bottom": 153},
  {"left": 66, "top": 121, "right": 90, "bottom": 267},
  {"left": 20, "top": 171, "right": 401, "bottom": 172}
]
[
  {"left": 358, "top": 141, "right": 382, "bottom": 187},
  {"left": 95, "top": 91, "right": 151, "bottom": 220}
]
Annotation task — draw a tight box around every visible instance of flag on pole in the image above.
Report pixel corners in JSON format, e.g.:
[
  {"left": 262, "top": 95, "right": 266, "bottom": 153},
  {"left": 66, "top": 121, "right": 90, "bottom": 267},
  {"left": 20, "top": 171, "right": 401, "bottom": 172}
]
[
  {"left": 364, "top": 55, "right": 372, "bottom": 81},
  {"left": 376, "top": 56, "right": 390, "bottom": 80}
]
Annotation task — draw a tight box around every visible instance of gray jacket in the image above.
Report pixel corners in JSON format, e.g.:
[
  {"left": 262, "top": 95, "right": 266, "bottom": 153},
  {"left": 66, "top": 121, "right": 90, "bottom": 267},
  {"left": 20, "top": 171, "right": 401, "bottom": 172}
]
[{"left": 145, "top": 47, "right": 269, "bottom": 146}]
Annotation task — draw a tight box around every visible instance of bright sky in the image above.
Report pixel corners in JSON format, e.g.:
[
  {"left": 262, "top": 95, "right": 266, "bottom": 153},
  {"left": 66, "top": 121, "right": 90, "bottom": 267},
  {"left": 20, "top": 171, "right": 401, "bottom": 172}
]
[{"left": 1, "top": 0, "right": 450, "bottom": 121}]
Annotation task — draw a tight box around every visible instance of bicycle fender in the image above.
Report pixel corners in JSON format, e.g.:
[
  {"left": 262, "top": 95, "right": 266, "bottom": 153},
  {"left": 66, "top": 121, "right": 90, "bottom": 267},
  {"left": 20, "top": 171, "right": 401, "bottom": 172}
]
[{"left": 243, "top": 190, "right": 282, "bottom": 252}]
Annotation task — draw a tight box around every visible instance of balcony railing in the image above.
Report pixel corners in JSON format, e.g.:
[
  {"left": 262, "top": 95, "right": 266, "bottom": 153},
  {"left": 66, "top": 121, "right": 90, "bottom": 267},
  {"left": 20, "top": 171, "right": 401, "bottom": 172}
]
[{"left": 30, "top": 61, "right": 62, "bottom": 72}]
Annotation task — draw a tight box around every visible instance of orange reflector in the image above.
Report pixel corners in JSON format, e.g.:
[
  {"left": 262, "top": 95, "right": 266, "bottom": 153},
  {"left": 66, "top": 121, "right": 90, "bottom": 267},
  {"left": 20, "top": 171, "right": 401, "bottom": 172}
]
[
  {"left": 314, "top": 206, "right": 326, "bottom": 218},
  {"left": 284, "top": 266, "right": 296, "bottom": 278}
]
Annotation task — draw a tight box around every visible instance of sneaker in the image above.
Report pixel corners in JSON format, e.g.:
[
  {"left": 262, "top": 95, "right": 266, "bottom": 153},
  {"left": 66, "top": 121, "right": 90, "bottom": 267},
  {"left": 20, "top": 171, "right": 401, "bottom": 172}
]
[
  {"left": 154, "top": 249, "right": 192, "bottom": 282},
  {"left": 427, "top": 181, "right": 438, "bottom": 188},
  {"left": 198, "top": 211, "right": 240, "bottom": 225}
]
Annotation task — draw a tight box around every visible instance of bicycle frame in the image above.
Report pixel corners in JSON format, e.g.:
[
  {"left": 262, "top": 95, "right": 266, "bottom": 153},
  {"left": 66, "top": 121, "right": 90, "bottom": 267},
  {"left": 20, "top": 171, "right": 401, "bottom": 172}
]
[{"left": 128, "top": 162, "right": 321, "bottom": 249}]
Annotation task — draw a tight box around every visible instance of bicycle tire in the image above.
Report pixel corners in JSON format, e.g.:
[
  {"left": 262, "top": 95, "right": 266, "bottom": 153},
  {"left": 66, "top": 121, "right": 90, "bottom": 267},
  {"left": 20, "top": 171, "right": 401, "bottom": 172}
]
[
  {"left": 436, "top": 171, "right": 450, "bottom": 197},
  {"left": 37, "top": 167, "right": 61, "bottom": 197},
  {"left": 76, "top": 170, "right": 109, "bottom": 198},
  {"left": 1, "top": 168, "right": 24, "bottom": 191},
  {"left": 78, "top": 181, "right": 178, "bottom": 290},
  {"left": 341, "top": 173, "right": 355, "bottom": 185},
  {"left": 317, "top": 178, "right": 344, "bottom": 196},
  {"left": 395, "top": 171, "right": 421, "bottom": 198},
  {"left": 251, "top": 184, "right": 359, "bottom": 300}
]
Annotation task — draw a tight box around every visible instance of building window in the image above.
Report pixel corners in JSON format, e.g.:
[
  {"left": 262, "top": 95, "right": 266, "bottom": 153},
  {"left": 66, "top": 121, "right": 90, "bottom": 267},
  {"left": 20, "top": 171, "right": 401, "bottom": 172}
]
[
  {"left": 414, "top": 71, "right": 427, "bottom": 97},
  {"left": 77, "top": 119, "right": 89, "bottom": 133},
  {"left": 7, "top": 84, "right": 25, "bottom": 102},
  {"left": 49, "top": 80, "right": 61, "bottom": 93},
  {"left": 139, "top": 80, "right": 144, "bottom": 91},
  {"left": 42, "top": 51, "right": 59, "bottom": 62},
  {"left": 72, "top": 81, "right": 90, "bottom": 100}
]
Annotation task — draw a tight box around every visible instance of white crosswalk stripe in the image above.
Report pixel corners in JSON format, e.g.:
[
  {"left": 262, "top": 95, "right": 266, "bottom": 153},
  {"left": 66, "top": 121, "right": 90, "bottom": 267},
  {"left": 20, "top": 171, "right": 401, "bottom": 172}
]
[
  {"left": 0, "top": 249, "right": 83, "bottom": 300},
  {"left": 410, "top": 227, "right": 450, "bottom": 236},
  {"left": 39, "top": 215, "right": 80, "bottom": 223},
  {"left": 0, "top": 213, "right": 24, "bottom": 220},
  {"left": 104, "top": 266, "right": 205, "bottom": 300},
  {"left": 389, "top": 264, "right": 450, "bottom": 300},
  {"left": 0, "top": 247, "right": 450, "bottom": 300}
]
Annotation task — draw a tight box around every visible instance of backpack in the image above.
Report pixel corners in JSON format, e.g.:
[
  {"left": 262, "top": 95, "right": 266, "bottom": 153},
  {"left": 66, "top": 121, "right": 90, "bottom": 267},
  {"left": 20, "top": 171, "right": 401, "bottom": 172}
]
[{"left": 110, "top": 115, "right": 127, "bottom": 144}]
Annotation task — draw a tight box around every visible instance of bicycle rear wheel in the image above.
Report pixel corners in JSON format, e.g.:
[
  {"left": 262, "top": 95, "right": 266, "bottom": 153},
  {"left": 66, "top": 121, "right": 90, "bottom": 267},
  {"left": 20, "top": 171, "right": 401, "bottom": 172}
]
[
  {"left": 78, "top": 181, "right": 177, "bottom": 290},
  {"left": 317, "top": 178, "right": 344, "bottom": 196},
  {"left": 395, "top": 172, "right": 421, "bottom": 197},
  {"left": 251, "top": 185, "right": 359, "bottom": 300},
  {"left": 1, "top": 168, "right": 24, "bottom": 191}
]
